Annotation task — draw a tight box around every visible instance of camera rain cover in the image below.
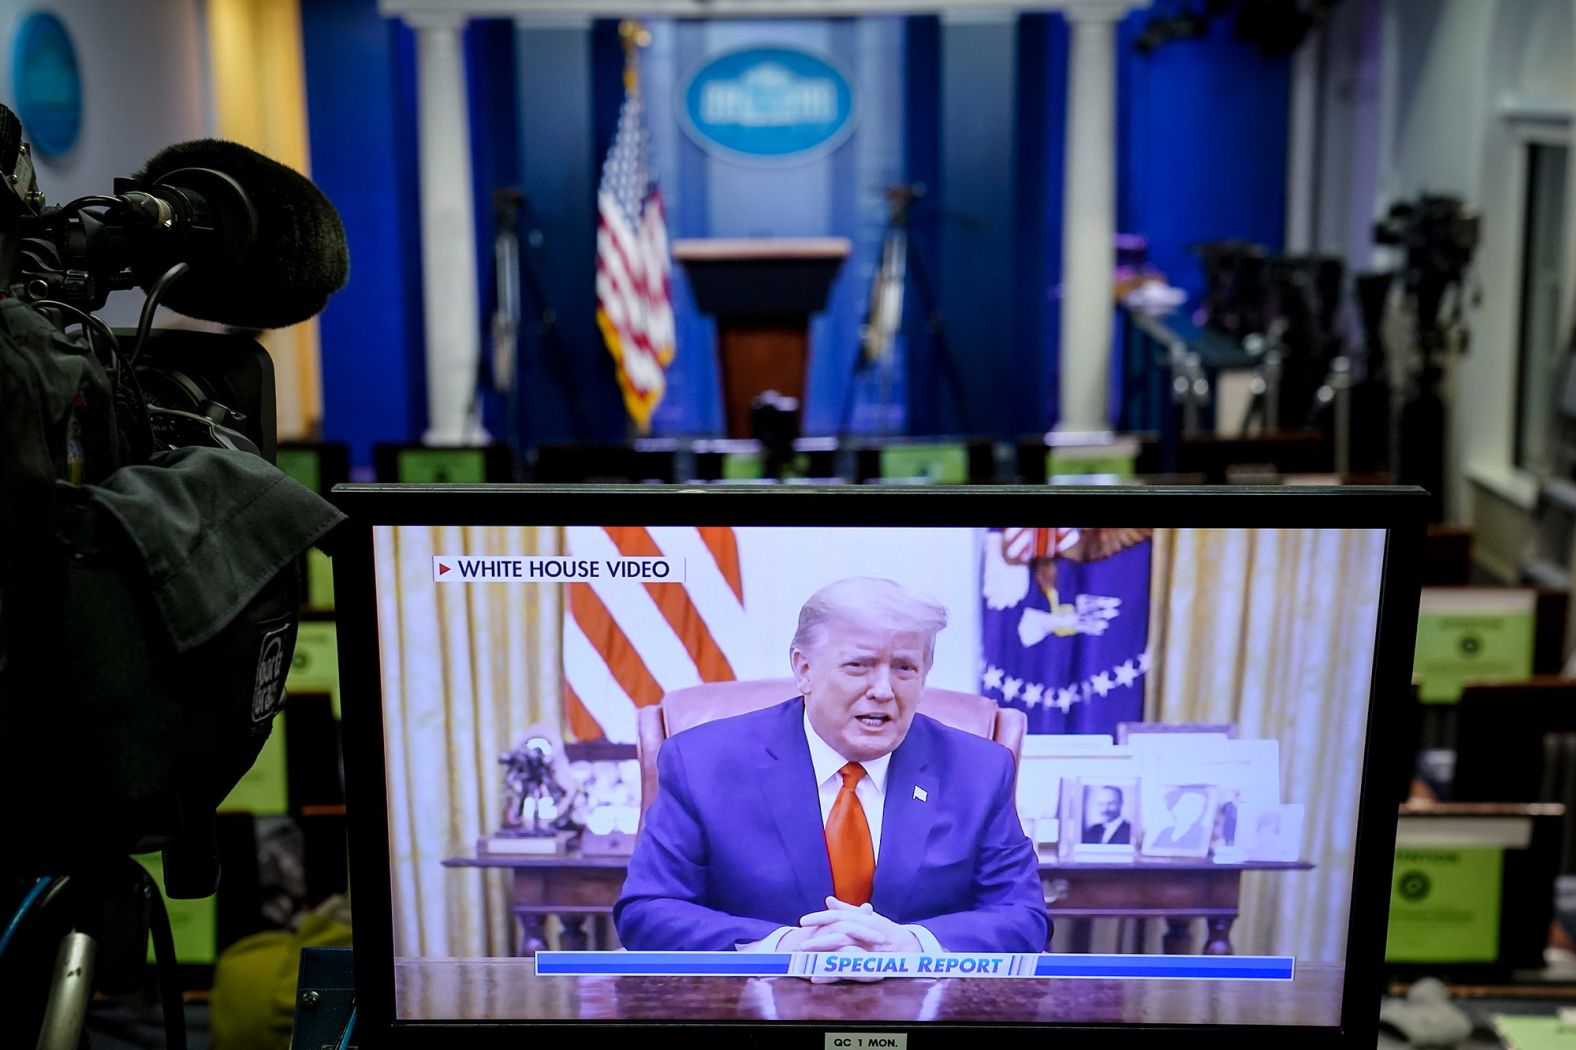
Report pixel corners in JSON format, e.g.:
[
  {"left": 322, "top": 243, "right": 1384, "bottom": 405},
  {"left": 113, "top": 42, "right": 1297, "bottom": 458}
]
[
  {"left": 24, "top": 448, "right": 344, "bottom": 866},
  {"left": 0, "top": 299, "right": 344, "bottom": 869}
]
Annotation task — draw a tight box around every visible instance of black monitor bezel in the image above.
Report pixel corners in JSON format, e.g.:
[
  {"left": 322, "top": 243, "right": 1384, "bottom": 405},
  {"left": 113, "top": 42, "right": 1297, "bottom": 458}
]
[{"left": 329, "top": 483, "right": 1427, "bottom": 1049}]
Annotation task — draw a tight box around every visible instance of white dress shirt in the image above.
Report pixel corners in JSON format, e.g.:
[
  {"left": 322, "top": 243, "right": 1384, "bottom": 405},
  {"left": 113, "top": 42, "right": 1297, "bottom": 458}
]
[
  {"left": 803, "top": 708, "right": 892, "bottom": 862},
  {"left": 737, "top": 713, "right": 943, "bottom": 953},
  {"left": 1092, "top": 819, "right": 1124, "bottom": 844}
]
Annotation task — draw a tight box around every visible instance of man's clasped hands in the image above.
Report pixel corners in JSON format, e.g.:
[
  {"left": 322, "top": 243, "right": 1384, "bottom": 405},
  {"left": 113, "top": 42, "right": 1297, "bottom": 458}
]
[{"left": 778, "top": 896, "right": 923, "bottom": 983}]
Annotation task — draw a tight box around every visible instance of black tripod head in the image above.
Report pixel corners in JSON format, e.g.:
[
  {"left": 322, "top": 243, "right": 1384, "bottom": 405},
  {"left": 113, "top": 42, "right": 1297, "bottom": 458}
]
[
  {"left": 882, "top": 183, "right": 926, "bottom": 228},
  {"left": 1375, "top": 194, "right": 1479, "bottom": 345},
  {"left": 493, "top": 186, "right": 524, "bottom": 230}
]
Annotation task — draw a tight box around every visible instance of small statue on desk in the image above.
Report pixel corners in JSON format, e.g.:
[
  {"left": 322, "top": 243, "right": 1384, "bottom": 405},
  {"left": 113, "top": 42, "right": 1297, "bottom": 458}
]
[{"left": 486, "top": 735, "right": 576, "bottom": 855}]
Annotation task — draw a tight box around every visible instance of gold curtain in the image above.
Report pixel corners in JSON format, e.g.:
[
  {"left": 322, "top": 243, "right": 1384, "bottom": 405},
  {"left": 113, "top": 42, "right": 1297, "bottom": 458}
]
[
  {"left": 1145, "top": 527, "right": 1388, "bottom": 962},
  {"left": 205, "top": 0, "right": 323, "bottom": 439},
  {"left": 375, "top": 525, "right": 563, "bottom": 957}
]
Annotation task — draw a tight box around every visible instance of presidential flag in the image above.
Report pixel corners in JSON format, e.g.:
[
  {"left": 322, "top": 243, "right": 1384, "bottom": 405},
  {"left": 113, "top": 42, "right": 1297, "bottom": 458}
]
[
  {"left": 561, "top": 526, "right": 746, "bottom": 743},
  {"left": 980, "top": 528, "right": 1152, "bottom": 734},
  {"left": 595, "top": 49, "right": 675, "bottom": 432}
]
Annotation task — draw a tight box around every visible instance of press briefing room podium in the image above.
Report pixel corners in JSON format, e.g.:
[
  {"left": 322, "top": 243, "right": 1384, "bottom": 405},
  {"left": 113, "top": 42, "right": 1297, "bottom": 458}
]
[{"left": 672, "top": 237, "right": 850, "bottom": 439}]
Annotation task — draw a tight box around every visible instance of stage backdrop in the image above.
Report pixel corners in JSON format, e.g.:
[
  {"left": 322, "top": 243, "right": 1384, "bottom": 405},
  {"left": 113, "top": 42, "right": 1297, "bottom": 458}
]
[
  {"left": 302, "top": 6, "right": 1293, "bottom": 458},
  {"left": 644, "top": 18, "right": 909, "bottom": 437}
]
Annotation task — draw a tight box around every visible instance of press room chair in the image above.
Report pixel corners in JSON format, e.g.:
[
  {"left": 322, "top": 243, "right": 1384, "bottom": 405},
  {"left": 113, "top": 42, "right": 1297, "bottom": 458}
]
[{"left": 636, "top": 678, "right": 1027, "bottom": 820}]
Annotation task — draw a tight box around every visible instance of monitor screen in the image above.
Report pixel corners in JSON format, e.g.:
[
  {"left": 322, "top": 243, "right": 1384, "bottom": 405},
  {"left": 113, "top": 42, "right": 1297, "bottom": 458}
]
[{"left": 332, "top": 486, "right": 1422, "bottom": 1047}]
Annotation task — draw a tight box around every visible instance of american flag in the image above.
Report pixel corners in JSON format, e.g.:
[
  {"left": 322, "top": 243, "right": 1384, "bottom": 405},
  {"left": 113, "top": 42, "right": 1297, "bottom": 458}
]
[
  {"left": 1001, "top": 527, "right": 1080, "bottom": 564},
  {"left": 562, "top": 527, "right": 746, "bottom": 742},
  {"left": 595, "top": 58, "right": 675, "bottom": 433}
]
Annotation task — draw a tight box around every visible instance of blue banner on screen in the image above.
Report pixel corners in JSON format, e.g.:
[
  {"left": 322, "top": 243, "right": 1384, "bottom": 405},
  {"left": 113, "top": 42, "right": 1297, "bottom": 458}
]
[
  {"left": 980, "top": 529, "right": 1153, "bottom": 733},
  {"left": 535, "top": 952, "right": 1296, "bottom": 981}
]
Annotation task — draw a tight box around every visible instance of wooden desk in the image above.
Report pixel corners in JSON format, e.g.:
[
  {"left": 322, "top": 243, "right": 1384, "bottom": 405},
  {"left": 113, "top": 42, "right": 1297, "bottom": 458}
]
[
  {"left": 443, "top": 853, "right": 1313, "bottom": 957},
  {"left": 1039, "top": 858, "right": 1314, "bottom": 955},
  {"left": 394, "top": 957, "right": 1346, "bottom": 1026}
]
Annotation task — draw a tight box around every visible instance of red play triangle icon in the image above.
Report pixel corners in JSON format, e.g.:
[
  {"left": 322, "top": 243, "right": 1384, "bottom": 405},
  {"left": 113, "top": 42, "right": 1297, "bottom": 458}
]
[{"left": 437, "top": 562, "right": 451, "bottom": 576}]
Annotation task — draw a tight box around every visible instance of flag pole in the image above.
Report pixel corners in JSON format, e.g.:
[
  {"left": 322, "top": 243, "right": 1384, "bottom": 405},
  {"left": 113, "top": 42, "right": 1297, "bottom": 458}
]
[{"left": 618, "top": 19, "right": 650, "bottom": 90}]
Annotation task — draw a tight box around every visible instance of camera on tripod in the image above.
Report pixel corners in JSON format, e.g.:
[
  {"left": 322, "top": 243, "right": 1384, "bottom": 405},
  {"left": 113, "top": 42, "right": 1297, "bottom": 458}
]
[
  {"left": 1192, "top": 240, "right": 1344, "bottom": 433},
  {"left": 1374, "top": 194, "right": 1480, "bottom": 304},
  {"left": 1373, "top": 193, "right": 1479, "bottom": 521}
]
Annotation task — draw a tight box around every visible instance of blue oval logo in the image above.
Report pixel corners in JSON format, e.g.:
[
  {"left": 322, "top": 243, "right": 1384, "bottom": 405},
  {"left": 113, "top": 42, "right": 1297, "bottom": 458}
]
[
  {"left": 12, "top": 12, "right": 82, "bottom": 159},
  {"left": 680, "top": 47, "right": 857, "bottom": 164}
]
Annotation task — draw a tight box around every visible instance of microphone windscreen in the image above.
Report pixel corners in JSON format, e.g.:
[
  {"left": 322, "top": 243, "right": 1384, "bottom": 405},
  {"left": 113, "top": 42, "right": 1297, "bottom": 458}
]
[
  {"left": 133, "top": 139, "right": 349, "bottom": 330},
  {"left": 0, "top": 105, "right": 22, "bottom": 175}
]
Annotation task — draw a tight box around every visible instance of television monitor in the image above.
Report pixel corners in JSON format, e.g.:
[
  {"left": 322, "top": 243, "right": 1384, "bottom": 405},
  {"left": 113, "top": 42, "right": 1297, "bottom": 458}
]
[{"left": 330, "top": 484, "right": 1425, "bottom": 1047}]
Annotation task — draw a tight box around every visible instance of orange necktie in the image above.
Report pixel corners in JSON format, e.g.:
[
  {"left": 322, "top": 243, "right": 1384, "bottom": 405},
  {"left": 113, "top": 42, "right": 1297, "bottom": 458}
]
[{"left": 825, "top": 762, "right": 875, "bottom": 906}]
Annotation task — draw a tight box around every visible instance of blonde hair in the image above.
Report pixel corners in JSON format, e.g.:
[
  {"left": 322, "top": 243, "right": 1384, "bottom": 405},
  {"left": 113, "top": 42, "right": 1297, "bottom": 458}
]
[{"left": 790, "top": 577, "right": 948, "bottom": 667}]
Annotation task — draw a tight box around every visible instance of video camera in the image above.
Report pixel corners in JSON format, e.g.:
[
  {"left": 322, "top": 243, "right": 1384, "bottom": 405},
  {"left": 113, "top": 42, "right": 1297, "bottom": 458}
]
[
  {"left": 0, "top": 101, "right": 350, "bottom": 889},
  {"left": 1192, "top": 241, "right": 1345, "bottom": 428},
  {"left": 1374, "top": 193, "right": 1479, "bottom": 329},
  {"left": 0, "top": 107, "right": 346, "bottom": 463}
]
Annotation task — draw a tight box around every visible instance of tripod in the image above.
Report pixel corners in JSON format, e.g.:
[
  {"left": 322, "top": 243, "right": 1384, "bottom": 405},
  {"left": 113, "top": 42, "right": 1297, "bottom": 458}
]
[
  {"left": 837, "top": 185, "right": 973, "bottom": 438},
  {"left": 487, "top": 189, "right": 593, "bottom": 457},
  {"left": 1376, "top": 194, "right": 1479, "bottom": 522}
]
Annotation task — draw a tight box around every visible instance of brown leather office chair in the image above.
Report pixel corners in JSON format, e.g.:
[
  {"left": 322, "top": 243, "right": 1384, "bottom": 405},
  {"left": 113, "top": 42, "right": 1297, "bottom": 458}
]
[{"left": 636, "top": 678, "right": 1027, "bottom": 819}]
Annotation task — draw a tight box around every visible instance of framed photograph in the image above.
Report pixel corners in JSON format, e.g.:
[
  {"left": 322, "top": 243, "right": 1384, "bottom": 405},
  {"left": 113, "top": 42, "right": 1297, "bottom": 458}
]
[
  {"left": 1067, "top": 777, "right": 1140, "bottom": 858},
  {"left": 1015, "top": 751, "right": 1064, "bottom": 844},
  {"left": 1208, "top": 788, "right": 1245, "bottom": 861},
  {"left": 1235, "top": 803, "right": 1306, "bottom": 862},
  {"left": 1141, "top": 784, "right": 1221, "bottom": 859}
]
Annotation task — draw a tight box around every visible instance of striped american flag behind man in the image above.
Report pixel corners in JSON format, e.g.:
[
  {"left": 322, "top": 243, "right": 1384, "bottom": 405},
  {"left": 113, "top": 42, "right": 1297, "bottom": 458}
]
[
  {"left": 595, "top": 38, "right": 675, "bottom": 433},
  {"left": 562, "top": 527, "right": 745, "bottom": 742}
]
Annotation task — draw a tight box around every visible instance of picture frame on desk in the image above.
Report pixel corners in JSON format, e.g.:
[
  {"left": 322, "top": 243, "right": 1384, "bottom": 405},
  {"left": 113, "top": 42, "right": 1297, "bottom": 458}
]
[
  {"left": 1141, "top": 784, "right": 1221, "bottom": 859},
  {"left": 1066, "top": 776, "right": 1140, "bottom": 860},
  {"left": 1020, "top": 776, "right": 1062, "bottom": 850},
  {"left": 1235, "top": 803, "right": 1305, "bottom": 863},
  {"left": 1018, "top": 735, "right": 1117, "bottom": 839}
]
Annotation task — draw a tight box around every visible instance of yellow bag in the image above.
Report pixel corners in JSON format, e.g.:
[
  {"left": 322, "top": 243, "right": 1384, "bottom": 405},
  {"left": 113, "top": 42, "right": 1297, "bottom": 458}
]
[{"left": 209, "top": 897, "right": 352, "bottom": 1050}]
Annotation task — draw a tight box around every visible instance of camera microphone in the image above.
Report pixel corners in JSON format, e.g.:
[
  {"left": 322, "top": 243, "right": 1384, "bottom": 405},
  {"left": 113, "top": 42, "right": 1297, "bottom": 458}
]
[
  {"left": 7, "top": 126, "right": 349, "bottom": 330},
  {"left": 129, "top": 139, "right": 349, "bottom": 329}
]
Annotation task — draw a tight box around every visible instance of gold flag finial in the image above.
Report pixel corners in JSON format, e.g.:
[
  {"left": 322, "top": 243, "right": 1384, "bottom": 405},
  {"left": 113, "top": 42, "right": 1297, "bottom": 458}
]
[{"left": 619, "top": 20, "right": 651, "bottom": 92}]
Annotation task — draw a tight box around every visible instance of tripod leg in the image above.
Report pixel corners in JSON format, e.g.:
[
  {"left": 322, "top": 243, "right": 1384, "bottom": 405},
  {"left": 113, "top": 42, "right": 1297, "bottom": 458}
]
[
  {"left": 35, "top": 930, "right": 95, "bottom": 1050},
  {"left": 837, "top": 350, "right": 869, "bottom": 438},
  {"left": 906, "top": 248, "right": 975, "bottom": 434},
  {"left": 518, "top": 243, "right": 594, "bottom": 441}
]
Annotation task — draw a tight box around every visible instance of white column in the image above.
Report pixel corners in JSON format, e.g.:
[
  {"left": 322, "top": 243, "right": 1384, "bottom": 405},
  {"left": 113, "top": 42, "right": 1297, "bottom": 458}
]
[
  {"left": 409, "top": 14, "right": 487, "bottom": 444},
  {"left": 1057, "top": 1, "right": 1143, "bottom": 432},
  {"left": 1283, "top": 20, "right": 1322, "bottom": 255}
]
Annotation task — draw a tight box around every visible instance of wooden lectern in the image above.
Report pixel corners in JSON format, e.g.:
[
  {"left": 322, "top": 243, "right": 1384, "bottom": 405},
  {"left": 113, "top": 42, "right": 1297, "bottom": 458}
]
[{"left": 672, "top": 238, "right": 850, "bottom": 438}]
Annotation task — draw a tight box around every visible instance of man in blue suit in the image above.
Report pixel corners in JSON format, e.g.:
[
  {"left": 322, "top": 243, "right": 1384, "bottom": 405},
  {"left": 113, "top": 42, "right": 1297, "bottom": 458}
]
[{"left": 614, "top": 577, "right": 1049, "bottom": 954}]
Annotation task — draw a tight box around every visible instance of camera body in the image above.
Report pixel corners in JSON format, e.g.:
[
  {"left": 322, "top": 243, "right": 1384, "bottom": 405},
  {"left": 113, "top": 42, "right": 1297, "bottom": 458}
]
[{"left": 1374, "top": 194, "right": 1480, "bottom": 331}]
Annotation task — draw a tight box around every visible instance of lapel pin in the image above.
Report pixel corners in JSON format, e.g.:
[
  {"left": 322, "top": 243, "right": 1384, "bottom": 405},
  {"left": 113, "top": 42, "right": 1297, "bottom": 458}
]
[{"left": 913, "top": 786, "right": 928, "bottom": 802}]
